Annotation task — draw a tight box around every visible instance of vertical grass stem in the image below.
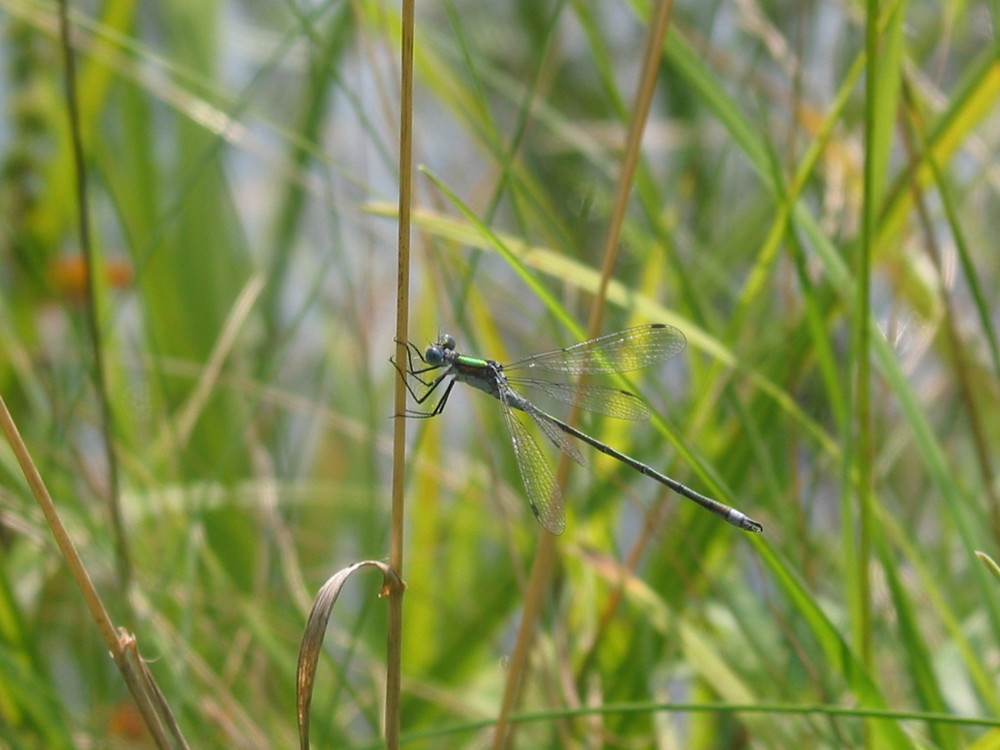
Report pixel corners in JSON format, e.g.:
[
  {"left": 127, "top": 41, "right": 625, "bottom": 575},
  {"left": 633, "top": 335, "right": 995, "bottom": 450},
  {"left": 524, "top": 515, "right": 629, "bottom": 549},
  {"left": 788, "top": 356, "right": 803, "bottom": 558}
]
[{"left": 386, "top": 1, "right": 416, "bottom": 748}]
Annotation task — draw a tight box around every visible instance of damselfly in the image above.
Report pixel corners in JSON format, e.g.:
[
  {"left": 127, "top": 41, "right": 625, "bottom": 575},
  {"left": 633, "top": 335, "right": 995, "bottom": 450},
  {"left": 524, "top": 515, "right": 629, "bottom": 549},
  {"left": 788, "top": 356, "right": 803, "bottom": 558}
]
[{"left": 394, "top": 324, "right": 762, "bottom": 535}]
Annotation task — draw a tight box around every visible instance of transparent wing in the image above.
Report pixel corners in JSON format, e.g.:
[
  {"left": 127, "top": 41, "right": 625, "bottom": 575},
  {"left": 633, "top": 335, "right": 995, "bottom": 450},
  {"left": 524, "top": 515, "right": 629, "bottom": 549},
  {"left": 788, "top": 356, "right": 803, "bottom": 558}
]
[
  {"left": 506, "top": 379, "right": 652, "bottom": 420},
  {"left": 505, "top": 324, "right": 685, "bottom": 375},
  {"left": 497, "top": 387, "right": 567, "bottom": 535},
  {"left": 521, "top": 399, "right": 586, "bottom": 466}
]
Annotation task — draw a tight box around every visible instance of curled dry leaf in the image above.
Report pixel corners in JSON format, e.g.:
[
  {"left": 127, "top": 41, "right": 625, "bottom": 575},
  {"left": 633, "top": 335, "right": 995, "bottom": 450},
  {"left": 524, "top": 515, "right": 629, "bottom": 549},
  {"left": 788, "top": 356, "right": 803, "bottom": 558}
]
[{"left": 296, "top": 560, "right": 405, "bottom": 750}]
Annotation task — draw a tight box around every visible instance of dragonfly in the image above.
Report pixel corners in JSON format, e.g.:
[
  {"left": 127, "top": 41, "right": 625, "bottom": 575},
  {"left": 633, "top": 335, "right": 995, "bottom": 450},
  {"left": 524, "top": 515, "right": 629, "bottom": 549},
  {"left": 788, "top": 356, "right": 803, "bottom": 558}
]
[{"left": 394, "top": 324, "right": 762, "bottom": 536}]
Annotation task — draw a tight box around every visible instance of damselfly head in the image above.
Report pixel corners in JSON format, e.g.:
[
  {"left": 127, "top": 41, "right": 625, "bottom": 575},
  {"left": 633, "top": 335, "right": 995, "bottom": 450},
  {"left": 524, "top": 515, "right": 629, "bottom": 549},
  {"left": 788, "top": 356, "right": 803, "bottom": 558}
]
[{"left": 424, "top": 334, "right": 455, "bottom": 366}]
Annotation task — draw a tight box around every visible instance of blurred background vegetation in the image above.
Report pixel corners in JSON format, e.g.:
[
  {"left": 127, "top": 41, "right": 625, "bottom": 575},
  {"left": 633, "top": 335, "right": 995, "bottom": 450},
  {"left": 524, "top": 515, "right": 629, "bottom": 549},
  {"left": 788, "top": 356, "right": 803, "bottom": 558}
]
[{"left": 1, "top": 0, "right": 999, "bottom": 747}]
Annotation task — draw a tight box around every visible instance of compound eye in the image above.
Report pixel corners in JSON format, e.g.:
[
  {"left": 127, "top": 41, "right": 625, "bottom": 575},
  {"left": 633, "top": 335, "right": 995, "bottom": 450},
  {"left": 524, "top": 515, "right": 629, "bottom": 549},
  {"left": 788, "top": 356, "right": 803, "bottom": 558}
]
[
  {"left": 440, "top": 334, "right": 456, "bottom": 351},
  {"left": 424, "top": 346, "right": 445, "bottom": 365}
]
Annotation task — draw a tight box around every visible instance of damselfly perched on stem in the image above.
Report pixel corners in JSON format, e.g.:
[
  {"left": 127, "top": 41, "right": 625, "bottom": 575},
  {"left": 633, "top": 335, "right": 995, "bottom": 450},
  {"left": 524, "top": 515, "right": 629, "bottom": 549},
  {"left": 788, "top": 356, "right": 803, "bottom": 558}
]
[{"left": 394, "top": 324, "right": 762, "bottom": 535}]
